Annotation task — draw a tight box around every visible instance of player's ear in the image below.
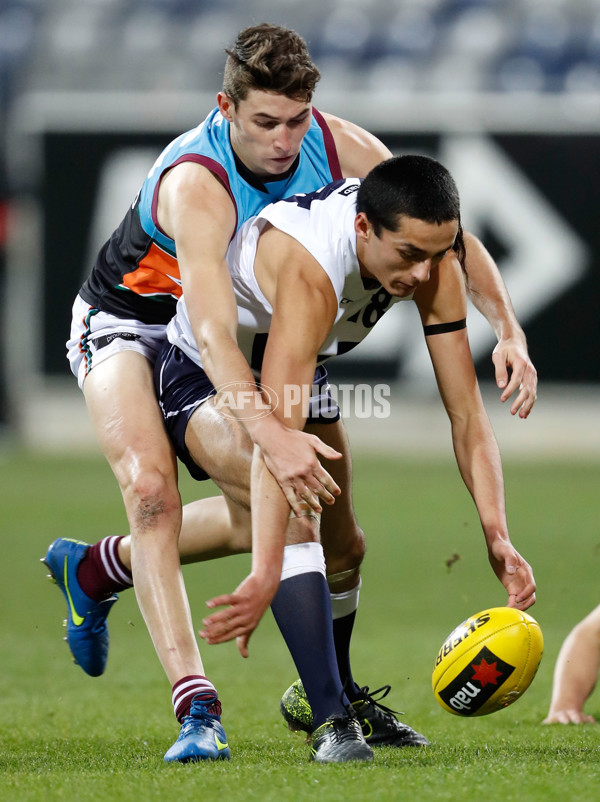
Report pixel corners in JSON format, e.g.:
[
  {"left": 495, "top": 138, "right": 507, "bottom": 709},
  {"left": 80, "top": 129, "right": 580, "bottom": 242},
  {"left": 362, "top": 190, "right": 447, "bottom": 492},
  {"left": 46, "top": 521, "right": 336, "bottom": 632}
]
[
  {"left": 354, "top": 212, "right": 371, "bottom": 242},
  {"left": 217, "top": 92, "right": 235, "bottom": 121}
]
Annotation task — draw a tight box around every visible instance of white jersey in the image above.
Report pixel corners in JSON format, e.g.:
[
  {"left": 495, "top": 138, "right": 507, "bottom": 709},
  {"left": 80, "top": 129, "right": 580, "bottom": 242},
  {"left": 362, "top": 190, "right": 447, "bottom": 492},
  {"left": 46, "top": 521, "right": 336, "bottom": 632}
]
[{"left": 166, "top": 179, "right": 412, "bottom": 374}]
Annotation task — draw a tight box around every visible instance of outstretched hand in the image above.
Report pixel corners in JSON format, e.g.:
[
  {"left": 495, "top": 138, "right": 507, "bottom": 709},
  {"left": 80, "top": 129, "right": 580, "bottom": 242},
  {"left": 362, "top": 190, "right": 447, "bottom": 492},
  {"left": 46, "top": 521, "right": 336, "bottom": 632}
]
[
  {"left": 487, "top": 538, "right": 536, "bottom": 610},
  {"left": 492, "top": 336, "right": 538, "bottom": 419},
  {"left": 199, "top": 573, "right": 278, "bottom": 658}
]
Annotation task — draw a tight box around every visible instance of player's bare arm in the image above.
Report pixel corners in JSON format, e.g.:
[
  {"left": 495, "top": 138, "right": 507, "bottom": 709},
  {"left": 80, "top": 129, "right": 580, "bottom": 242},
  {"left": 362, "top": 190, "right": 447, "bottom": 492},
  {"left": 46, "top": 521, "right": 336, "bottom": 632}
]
[
  {"left": 414, "top": 254, "right": 536, "bottom": 610},
  {"left": 462, "top": 231, "right": 538, "bottom": 418},
  {"left": 322, "top": 112, "right": 392, "bottom": 177},
  {"left": 201, "top": 231, "right": 338, "bottom": 654},
  {"left": 159, "top": 162, "right": 341, "bottom": 513},
  {"left": 543, "top": 605, "right": 600, "bottom": 724}
]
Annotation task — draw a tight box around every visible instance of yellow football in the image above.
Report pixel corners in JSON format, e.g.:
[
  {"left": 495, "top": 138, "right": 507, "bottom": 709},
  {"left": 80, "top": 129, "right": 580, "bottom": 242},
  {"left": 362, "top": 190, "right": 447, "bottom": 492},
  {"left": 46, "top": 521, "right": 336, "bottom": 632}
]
[{"left": 432, "top": 606, "right": 543, "bottom": 717}]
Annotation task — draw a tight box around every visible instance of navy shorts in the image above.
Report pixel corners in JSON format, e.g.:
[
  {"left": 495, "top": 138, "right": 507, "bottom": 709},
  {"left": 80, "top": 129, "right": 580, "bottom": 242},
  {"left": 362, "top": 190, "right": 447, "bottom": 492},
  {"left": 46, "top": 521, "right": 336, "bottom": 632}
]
[{"left": 155, "top": 342, "right": 340, "bottom": 481}]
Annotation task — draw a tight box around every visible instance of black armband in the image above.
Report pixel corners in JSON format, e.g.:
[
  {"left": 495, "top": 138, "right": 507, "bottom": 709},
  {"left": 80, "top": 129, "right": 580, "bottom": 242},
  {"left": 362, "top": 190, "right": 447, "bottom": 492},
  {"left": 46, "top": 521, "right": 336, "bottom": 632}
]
[{"left": 423, "top": 318, "right": 467, "bottom": 336}]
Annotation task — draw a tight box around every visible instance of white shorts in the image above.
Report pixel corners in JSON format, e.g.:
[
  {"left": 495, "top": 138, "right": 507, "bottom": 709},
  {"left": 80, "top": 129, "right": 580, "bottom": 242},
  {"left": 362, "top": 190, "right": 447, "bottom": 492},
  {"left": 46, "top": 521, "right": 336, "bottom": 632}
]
[{"left": 66, "top": 294, "right": 168, "bottom": 390}]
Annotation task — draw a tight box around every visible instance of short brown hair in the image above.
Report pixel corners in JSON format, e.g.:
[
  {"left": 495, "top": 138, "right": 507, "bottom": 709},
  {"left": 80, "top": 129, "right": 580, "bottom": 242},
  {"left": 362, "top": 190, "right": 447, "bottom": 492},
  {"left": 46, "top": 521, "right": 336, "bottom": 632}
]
[{"left": 223, "top": 23, "right": 320, "bottom": 106}]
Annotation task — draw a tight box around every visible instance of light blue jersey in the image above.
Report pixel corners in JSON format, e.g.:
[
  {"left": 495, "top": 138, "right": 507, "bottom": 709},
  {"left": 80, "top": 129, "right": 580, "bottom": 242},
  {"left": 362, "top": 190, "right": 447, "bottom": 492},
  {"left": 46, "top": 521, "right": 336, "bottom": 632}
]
[{"left": 80, "top": 106, "right": 341, "bottom": 324}]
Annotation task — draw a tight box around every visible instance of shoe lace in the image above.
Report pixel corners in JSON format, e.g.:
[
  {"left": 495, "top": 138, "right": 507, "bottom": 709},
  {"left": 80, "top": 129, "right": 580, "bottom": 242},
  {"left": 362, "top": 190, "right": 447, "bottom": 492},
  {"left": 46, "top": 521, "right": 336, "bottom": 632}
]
[
  {"left": 179, "top": 700, "right": 221, "bottom": 739},
  {"left": 355, "top": 685, "right": 404, "bottom": 719},
  {"left": 188, "top": 695, "right": 222, "bottom": 721},
  {"left": 326, "top": 714, "right": 361, "bottom": 743}
]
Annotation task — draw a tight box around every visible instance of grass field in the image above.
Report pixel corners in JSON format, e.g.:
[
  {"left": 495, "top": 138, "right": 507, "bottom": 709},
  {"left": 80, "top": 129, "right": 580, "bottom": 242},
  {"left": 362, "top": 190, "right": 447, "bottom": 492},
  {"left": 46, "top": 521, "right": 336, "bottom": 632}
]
[{"left": 1, "top": 449, "right": 600, "bottom": 801}]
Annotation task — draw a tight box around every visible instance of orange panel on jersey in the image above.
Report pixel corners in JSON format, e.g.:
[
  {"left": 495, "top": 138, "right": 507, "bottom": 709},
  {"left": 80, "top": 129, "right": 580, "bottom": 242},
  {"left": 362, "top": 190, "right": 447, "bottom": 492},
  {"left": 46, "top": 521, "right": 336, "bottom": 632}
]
[{"left": 120, "top": 242, "right": 182, "bottom": 299}]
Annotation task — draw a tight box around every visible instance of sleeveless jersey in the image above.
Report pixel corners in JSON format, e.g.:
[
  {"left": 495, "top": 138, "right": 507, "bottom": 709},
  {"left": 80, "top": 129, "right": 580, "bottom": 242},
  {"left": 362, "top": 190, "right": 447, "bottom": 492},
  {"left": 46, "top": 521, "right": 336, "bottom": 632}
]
[
  {"left": 166, "top": 179, "right": 412, "bottom": 374},
  {"left": 79, "top": 107, "right": 342, "bottom": 325}
]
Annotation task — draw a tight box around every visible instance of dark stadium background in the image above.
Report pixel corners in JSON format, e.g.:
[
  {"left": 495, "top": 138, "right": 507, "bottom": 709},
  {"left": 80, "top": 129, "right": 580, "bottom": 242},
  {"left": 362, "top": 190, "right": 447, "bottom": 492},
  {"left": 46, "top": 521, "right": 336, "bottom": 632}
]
[{"left": 38, "top": 129, "right": 600, "bottom": 383}]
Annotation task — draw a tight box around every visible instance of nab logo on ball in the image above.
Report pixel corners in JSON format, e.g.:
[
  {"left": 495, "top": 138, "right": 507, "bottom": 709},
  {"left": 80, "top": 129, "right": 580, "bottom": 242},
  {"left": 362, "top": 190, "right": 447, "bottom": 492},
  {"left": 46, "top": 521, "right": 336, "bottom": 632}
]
[
  {"left": 432, "top": 607, "right": 543, "bottom": 717},
  {"left": 438, "top": 645, "right": 515, "bottom": 714}
]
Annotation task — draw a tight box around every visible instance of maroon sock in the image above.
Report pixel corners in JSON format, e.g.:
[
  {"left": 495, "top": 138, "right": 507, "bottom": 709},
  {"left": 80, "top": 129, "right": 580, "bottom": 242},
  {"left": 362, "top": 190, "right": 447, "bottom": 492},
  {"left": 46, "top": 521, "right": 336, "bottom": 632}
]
[
  {"left": 77, "top": 536, "right": 133, "bottom": 602},
  {"left": 172, "top": 675, "right": 221, "bottom": 722}
]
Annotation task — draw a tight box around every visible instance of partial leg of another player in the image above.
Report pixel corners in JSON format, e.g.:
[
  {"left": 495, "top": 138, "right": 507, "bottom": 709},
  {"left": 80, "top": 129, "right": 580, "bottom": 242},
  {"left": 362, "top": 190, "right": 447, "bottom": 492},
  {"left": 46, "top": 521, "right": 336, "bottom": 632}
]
[{"left": 44, "top": 351, "right": 229, "bottom": 762}]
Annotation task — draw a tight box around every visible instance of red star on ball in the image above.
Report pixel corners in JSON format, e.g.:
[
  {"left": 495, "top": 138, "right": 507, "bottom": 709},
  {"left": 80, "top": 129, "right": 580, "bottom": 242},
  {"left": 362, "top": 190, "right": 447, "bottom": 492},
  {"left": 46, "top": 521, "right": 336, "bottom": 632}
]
[{"left": 471, "top": 658, "right": 503, "bottom": 687}]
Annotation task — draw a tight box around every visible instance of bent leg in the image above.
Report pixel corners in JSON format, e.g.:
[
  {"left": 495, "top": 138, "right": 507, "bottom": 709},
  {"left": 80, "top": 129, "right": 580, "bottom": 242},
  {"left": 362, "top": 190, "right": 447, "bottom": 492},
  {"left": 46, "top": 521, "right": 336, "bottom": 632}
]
[
  {"left": 114, "top": 411, "right": 359, "bottom": 575},
  {"left": 115, "top": 495, "right": 252, "bottom": 570},
  {"left": 98, "top": 413, "right": 362, "bottom": 598},
  {"left": 113, "top": 396, "right": 255, "bottom": 571}
]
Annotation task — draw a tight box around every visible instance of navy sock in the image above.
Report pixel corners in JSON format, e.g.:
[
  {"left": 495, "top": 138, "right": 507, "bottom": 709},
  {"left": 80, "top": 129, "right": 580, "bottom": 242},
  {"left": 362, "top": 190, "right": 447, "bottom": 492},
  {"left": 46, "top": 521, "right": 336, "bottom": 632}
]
[
  {"left": 271, "top": 571, "right": 349, "bottom": 730},
  {"left": 332, "top": 611, "right": 361, "bottom": 703}
]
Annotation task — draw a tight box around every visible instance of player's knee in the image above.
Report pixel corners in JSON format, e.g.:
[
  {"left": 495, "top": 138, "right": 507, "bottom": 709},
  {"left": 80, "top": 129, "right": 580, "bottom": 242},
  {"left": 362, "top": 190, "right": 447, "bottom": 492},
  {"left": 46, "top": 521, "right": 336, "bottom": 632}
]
[
  {"left": 124, "top": 469, "right": 180, "bottom": 533},
  {"left": 324, "top": 522, "right": 366, "bottom": 575},
  {"left": 352, "top": 524, "right": 367, "bottom": 565}
]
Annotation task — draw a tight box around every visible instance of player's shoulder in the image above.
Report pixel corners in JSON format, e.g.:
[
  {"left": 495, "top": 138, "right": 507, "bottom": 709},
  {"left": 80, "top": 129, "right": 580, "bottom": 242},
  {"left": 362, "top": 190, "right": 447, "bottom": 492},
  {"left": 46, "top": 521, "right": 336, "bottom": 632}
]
[
  {"left": 158, "top": 158, "right": 236, "bottom": 239},
  {"left": 268, "top": 179, "right": 359, "bottom": 224},
  {"left": 162, "top": 159, "right": 232, "bottom": 205},
  {"left": 261, "top": 180, "right": 358, "bottom": 259},
  {"left": 317, "top": 110, "right": 392, "bottom": 177}
]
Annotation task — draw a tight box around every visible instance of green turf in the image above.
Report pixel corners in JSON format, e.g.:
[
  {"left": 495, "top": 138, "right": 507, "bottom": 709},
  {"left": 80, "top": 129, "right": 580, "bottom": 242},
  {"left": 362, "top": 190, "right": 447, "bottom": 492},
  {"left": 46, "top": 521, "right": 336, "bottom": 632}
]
[{"left": 1, "top": 450, "right": 599, "bottom": 801}]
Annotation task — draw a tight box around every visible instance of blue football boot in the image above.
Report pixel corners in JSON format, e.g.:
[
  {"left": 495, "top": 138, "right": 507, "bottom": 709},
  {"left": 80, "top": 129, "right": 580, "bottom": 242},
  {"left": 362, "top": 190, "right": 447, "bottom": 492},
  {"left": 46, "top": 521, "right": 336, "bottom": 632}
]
[
  {"left": 164, "top": 695, "right": 231, "bottom": 763},
  {"left": 42, "top": 537, "right": 118, "bottom": 677}
]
